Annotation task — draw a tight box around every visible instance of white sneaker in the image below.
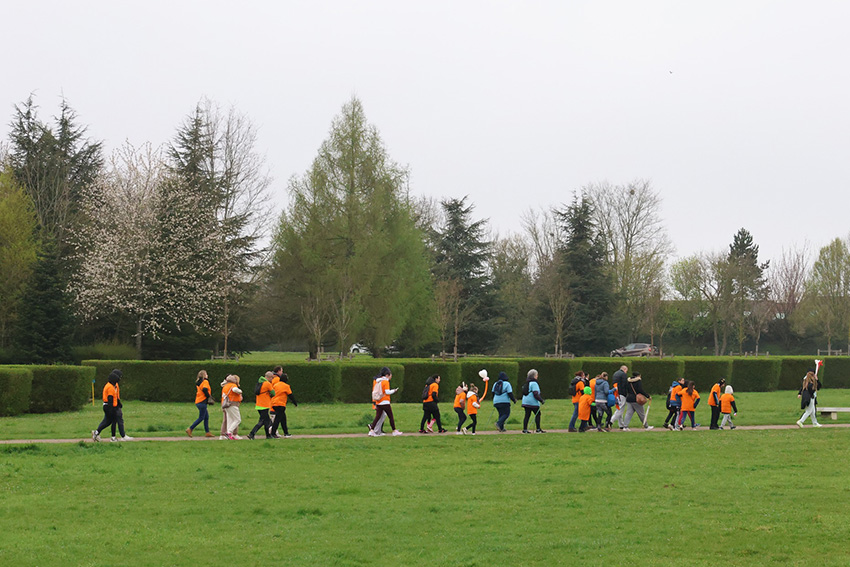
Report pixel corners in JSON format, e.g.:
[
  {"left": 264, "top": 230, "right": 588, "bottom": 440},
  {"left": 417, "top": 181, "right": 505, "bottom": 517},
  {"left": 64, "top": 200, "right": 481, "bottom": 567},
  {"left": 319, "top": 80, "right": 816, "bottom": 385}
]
[
  {"left": 622, "top": 427, "right": 630, "bottom": 431},
  {"left": 110, "top": 437, "right": 118, "bottom": 442},
  {"left": 219, "top": 435, "right": 228, "bottom": 440},
  {"left": 91, "top": 430, "right": 100, "bottom": 442},
  {"left": 796, "top": 421, "right": 804, "bottom": 428},
  {"left": 461, "top": 427, "right": 468, "bottom": 435},
  {"left": 645, "top": 426, "right": 654, "bottom": 430},
  {"left": 456, "top": 431, "right": 463, "bottom": 435},
  {"left": 121, "top": 436, "right": 134, "bottom": 441},
  {"left": 375, "top": 431, "right": 386, "bottom": 436},
  {"left": 368, "top": 430, "right": 377, "bottom": 437},
  {"left": 392, "top": 430, "right": 403, "bottom": 436},
  {"left": 231, "top": 435, "right": 243, "bottom": 440},
  {"left": 814, "top": 423, "right": 823, "bottom": 428}
]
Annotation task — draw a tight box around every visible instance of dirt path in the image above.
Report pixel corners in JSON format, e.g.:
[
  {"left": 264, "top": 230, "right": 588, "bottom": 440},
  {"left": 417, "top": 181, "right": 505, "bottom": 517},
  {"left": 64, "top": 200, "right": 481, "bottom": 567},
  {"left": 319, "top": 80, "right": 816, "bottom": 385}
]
[{"left": 2, "top": 422, "right": 848, "bottom": 445}]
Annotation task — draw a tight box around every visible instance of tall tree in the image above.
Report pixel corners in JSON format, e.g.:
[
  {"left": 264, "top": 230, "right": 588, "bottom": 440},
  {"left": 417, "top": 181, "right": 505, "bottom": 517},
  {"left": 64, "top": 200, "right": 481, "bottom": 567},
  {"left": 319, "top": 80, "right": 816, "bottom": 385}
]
[
  {"left": 727, "top": 228, "right": 770, "bottom": 353},
  {"left": 798, "top": 238, "right": 850, "bottom": 353},
  {"left": 169, "top": 99, "right": 272, "bottom": 357},
  {"left": 7, "top": 95, "right": 102, "bottom": 254},
  {"left": 68, "top": 143, "right": 222, "bottom": 356},
  {"left": 769, "top": 244, "right": 811, "bottom": 350},
  {"left": 432, "top": 196, "right": 498, "bottom": 355},
  {"left": 556, "top": 193, "right": 619, "bottom": 354},
  {"left": 0, "top": 169, "right": 39, "bottom": 347},
  {"left": 271, "top": 97, "right": 434, "bottom": 357}
]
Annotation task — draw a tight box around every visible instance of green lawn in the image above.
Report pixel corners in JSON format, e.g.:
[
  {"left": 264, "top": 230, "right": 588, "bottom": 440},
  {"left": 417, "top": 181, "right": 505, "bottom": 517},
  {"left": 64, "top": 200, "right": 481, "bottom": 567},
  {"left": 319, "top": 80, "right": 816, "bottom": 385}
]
[
  {"left": 2, "top": 430, "right": 849, "bottom": 566},
  {"left": 2, "top": 390, "right": 849, "bottom": 440}
]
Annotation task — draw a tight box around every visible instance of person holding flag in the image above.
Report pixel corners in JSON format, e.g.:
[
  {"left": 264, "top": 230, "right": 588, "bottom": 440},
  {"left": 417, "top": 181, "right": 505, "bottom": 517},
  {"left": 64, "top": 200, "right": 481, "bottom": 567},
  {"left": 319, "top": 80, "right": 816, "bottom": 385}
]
[{"left": 797, "top": 360, "right": 824, "bottom": 428}]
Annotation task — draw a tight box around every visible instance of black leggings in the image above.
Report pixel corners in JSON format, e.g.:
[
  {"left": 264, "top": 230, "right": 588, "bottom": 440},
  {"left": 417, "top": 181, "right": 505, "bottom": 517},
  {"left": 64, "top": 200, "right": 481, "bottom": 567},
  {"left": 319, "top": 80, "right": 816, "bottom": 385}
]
[
  {"left": 467, "top": 414, "right": 478, "bottom": 433},
  {"left": 596, "top": 403, "right": 612, "bottom": 427},
  {"left": 250, "top": 409, "right": 272, "bottom": 438},
  {"left": 455, "top": 407, "right": 467, "bottom": 431},
  {"left": 523, "top": 406, "right": 541, "bottom": 430},
  {"left": 420, "top": 402, "right": 442, "bottom": 431},
  {"left": 371, "top": 405, "right": 396, "bottom": 431},
  {"left": 97, "top": 406, "right": 125, "bottom": 437},
  {"left": 271, "top": 405, "right": 288, "bottom": 436},
  {"left": 664, "top": 407, "right": 680, "bottom": 425}
]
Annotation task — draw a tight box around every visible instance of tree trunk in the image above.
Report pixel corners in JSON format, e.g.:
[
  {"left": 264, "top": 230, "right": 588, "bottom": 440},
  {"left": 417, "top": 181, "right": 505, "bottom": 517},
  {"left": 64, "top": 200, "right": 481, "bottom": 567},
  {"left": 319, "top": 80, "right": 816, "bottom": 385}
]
[
  {"left": 223, "top": 299, "right": 229, "bottom": 360},
  {"left": 135, "top": 319, "right": 143, "bottom": 358}
]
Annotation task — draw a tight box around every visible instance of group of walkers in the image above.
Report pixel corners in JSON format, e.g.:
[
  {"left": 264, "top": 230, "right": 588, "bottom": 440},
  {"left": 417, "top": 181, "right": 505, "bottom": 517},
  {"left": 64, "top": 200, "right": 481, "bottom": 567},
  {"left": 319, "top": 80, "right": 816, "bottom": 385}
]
[{"left": 90, "top": 360, "right": 826, "bottom": 441}]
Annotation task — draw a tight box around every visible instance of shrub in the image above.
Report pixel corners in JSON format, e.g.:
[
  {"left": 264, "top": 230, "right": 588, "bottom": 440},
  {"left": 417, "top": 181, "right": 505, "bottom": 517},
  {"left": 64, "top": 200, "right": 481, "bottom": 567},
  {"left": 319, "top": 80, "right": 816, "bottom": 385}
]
[
  {"left": 82, "top": 361, "right": 342, "bottom": 403},
  {"left": 28, "top": 365, "right": 94, "bottom": 413},
  {"left": 630, "top": 359, "right": 685, "bottom": 395},
  {"left": 683, "top": 358, "right": 733, "bottom": 390},
  {"left": 0, "top": 367, "right": 33, "bottom": 416},
  {"left": 822, "top": 357, "right": 850, "bottom": 389},
  {"left": 339, "top": 363, "right": 405, "bottom": 404},
  {"left": 730, "top": 358, "right": 781, "bottom": 392},
  {"left": 400, "top": 362, "right": 461, "bottom": 403},
  {"left": 71, "top": 343, "right": 138, "bottom": 364},
  {"left": 778, "top": 357, "right": 813, "bottom": 391},
  {"left": 514, "top": 358, "right": 582, "bottom": 399}
]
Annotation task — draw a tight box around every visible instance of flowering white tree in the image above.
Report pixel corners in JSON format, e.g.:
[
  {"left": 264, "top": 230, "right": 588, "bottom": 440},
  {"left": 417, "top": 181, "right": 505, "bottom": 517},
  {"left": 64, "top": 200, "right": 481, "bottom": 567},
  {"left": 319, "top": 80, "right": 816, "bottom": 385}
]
[{"left": 68, "top": 142, "right": 223, "bottom": 355}]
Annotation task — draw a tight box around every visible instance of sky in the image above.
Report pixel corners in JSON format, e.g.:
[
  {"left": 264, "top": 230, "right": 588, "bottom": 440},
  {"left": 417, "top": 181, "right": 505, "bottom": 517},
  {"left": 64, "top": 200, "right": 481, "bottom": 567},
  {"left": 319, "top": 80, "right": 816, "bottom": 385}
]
[{"left": 2, "top": 0, "right": 849, "bottom": 265}]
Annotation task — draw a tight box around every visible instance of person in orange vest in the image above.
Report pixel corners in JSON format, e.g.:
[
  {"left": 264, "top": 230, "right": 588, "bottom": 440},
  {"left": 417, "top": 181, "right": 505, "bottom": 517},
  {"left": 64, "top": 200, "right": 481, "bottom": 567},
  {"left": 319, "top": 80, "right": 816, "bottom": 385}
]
[
  {"left": 269, "top": 372, "right": 298, "bottom": 438},
  {"left": 419, "top": 375, "right": 445, "bottom": 433},
  {"left": 368, "top": 367, "right": 402, "bottom": 436},
  {"left": 92, "top": 369, "right": 133, "bottom": 442},
  {"left": 664, "top": 378, "right": 685, "bottom": 430},
  {"left": 220, "top": 374, "right": 243, "bottom": 440},
  {"left": 719, "top": 385, "right": 737, "bottom": 430},
  {"left": 186, "top": 369, "right": 215, "bottom": 438},
  {"left": 676, "top": 381, "right": 700, "bottom": 430},
  {"left": 463, "top": 384, "right": 481, "bottom": 435},
  {"left": 708, "top": 378, "right": 726, "bottom": 430},
  {"left": 578, "top": 386, "right": 594, "bottom": 432},
  {"left": 569, "top": 371, "right": 585, "bottom": 432},
  {"left": 453, "top": 383, "right": 468, "bottom": 434},
  {"left": 247, "top": 372, "right": 276, "bottom": 440}
]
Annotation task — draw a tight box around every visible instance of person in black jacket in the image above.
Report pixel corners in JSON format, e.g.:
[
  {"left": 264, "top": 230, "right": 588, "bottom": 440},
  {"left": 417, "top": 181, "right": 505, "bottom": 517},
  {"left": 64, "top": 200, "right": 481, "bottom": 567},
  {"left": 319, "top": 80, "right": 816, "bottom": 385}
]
[
  {"left": 622, "top": 372, "right": 653, "bottom": 430},
  {"left": 611, "top": 365, "right": 629, "bottom": 428},
  {"left": 796, "top": 370, "right": 822, "bottom": 428}
]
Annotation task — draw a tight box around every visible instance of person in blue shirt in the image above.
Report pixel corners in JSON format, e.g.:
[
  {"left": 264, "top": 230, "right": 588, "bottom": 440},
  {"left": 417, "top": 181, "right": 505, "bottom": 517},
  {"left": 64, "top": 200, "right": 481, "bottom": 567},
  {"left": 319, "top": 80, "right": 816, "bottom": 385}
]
[
  {"left": 521, "top": 369, "right": 545, "bottom": 433},
  {"left": 492, "top": 371, "right": 517, "bottom": 432}
]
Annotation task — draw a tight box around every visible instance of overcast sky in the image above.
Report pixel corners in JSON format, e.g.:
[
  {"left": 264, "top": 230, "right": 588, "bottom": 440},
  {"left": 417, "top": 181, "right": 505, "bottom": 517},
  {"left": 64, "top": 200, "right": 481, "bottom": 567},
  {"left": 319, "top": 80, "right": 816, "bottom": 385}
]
[{"left": 3, "top": 0, "right": 848, "bottom": 265}]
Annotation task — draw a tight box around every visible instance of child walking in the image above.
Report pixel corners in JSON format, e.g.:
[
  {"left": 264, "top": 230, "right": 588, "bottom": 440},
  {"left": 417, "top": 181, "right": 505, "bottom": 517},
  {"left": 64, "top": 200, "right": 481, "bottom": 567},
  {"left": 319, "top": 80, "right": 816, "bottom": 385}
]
[
  {"left": 454, "top": 383, "right": 468, "bottom": 434},
  {"left": 664, "top": 378, "right": 685, "bottom": 430},
  {"left": 578, "top": 386, "right": 594, "bottom": 432},
  {"left": 463, "top": 384, "right": 481, "bottom": 434},
  {"left": 719, "top": 385, "right": 737, "bottom": 429},
  {"left": 676, "top": 381, "right": 700, "bottom": 430}
]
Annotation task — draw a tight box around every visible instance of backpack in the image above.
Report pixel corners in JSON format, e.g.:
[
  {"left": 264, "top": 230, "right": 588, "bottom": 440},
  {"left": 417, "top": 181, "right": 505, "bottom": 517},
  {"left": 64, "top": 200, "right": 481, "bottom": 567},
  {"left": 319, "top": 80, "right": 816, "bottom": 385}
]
[
  {"left": 493, "top": 380, "right": 504, "bottom": 396},
  {"left": 371, "top": 379, "right": 384, "bottom": 402},
  {"left": 521, "top": 381, "right": 530, "bottom": 396},
  {"left": 254, "top": 380, "right": 263, "bottom": 396},
  {"left": 422, "top": 384, "right": 431, "bottom": 401},
  {"left": 570, "top": 376, "right": 582, "bottom": 393}
]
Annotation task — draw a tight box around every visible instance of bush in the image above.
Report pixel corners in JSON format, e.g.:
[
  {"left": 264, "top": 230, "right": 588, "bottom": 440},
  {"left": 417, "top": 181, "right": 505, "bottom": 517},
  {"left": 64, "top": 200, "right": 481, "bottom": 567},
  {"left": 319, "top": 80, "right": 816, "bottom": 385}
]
[
  {"left": 822, "top": 357, "right": 850, "bottom": 389},
  {"left": 339, "top": 363, "right": 405, "bottom": 404},
  {"left": 683, "top": 358, "right": 732, "bottom": 390},
  {"left": 0, "top": 367, "right": 33, "bottom": 416},
  {"left": 730, "top": 358, "right": 781, "bottom": 392},
  {"left": 71, "top": 343, "right": 138, "bottom": 365},
  {"left": 778, "top": 357, "right": 813, "bottom": 391},
  {"left": 28, "top": 365, "right": 94, "bottom": 413},
  {"left": 82, "top": 361, "right": 342, "bottom": 404},
  {"left": 630, "top": 359, "right": 685, "bottom": 395},
  {"left": 514, "top": 358, "right": 582, "bottom": 399},
  {"left": 400, "top": 362, "right": 461, "bottom": 403}
]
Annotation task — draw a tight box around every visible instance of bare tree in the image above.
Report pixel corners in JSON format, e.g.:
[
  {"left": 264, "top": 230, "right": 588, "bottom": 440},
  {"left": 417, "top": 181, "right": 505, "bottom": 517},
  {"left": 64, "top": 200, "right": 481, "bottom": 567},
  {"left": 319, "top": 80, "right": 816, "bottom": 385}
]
[{"left": 797, "top": 238, "right": 850, "bottom": 353}]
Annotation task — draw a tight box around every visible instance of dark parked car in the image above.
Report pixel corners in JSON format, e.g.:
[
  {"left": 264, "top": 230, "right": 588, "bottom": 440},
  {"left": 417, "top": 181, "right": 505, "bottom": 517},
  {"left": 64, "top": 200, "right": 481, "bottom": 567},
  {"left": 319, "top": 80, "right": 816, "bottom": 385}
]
[{"left": 610, "top": 343, "right": 658, "bottom": 357}]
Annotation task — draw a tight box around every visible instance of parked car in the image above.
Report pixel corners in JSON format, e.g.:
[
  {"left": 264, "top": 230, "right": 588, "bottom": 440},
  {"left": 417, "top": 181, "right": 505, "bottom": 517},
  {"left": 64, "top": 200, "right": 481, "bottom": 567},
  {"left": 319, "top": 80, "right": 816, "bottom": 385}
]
[
  {"left": 349, "top": 343, "right": 371, "bottom": 355},
  {"left": 610, "top": 343, "right": 658, "bottom": 357}
]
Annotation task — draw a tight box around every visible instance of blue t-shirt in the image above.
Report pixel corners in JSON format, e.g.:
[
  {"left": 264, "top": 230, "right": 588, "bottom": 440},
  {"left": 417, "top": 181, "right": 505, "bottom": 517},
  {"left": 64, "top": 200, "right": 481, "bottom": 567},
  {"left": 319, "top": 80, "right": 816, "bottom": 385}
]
[
  {"left": 493, "top": 380, "right": 513, "bottom": 404},
  {"left": 521, "top": 381, "right": 541, "bottom": 406}
]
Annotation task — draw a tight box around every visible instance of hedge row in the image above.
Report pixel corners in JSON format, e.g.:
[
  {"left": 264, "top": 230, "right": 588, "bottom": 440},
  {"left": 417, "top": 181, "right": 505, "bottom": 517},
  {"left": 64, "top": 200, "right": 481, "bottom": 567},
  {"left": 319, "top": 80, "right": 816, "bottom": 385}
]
[
  {"left": 74, "top": 355, "right": 848, "bottom": 406},
  {"left": 0, "top": 365, "right": 94, "bottom": 416}
]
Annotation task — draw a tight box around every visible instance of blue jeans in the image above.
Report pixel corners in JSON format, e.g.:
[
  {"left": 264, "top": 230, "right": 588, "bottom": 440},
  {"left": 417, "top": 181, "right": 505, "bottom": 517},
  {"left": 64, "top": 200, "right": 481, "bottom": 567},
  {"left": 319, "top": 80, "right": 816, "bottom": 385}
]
[
  {"left": 495, "top": 403, "right": 511, "bottom": 430},
  {"left": 190, "top": 402, "right": 209, "bottom": 432},
  {"left": 569, "top": 402, "right": 579, "bottom": 429}
]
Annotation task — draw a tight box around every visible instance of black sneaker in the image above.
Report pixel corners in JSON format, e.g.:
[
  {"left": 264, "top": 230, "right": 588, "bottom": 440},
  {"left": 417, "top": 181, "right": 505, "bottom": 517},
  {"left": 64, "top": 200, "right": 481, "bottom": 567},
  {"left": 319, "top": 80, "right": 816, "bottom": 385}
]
[
  {"left": 521, "top": 429, "right": 531, "bottom": 434},
  {"left": 536, "top": 429, "right": 546, "bottom": 434},
  {"left": 246, "top": 434, "right": 255, "bottom": 440}
]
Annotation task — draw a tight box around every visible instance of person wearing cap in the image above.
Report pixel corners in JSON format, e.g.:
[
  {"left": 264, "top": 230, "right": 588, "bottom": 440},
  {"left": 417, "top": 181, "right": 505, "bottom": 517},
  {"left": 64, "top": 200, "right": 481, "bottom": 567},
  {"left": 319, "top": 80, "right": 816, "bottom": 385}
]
[
  {"left": 521, "top": 369, "right": 545, "bottom": 433},
  {"left": 92, "top": 369, "right": 133, "bottom": 442},
  {"left": 492, "top": 371, "right": 516, "bottom": 432},
  {"left": 708, "top": 378, "right": 726, "bottom": 430},
  {"left": 622, "top": 372, "right": 653, "bottom": 431},
  {"left": 369, "top": 367, "right": 402, "bottom": 436},
  {"left": 719, "top": 385, "right": 737, "bottom": 430}
]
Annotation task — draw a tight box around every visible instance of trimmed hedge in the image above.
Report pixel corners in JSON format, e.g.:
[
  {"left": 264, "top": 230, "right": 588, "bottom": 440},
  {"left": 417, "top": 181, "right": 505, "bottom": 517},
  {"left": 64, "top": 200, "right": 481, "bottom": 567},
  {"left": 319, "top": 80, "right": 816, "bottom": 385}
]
[
  {"left": 28, "top": 365, "right": 94, "bottom": 413},
  {"left": 0, "top": 367, "right": 33, "bottom": 416},
  {"left": 822, "top": 357, "right": 850, "bottom": 389},
  {"left": 580, "top": 358, "right": 634, "bottom": 386},
  {"left": 730, "top": 358, "right": 782, "bottom": 392},
  {"left": 514, "top": 358, "right": 582, "bottom": 399},
  {"left": 630, "top": 359, "right": 685, "bottom": 395},
  {"left": 400, "top": 362, "right": 461, "bottom": 403},
  {"left": 778, "top": 357, "right": 813, "bottom": 391},
  {"left": 339, "top": 363, "right": 405, "bottom": 404},
  {"left": 83, "top": 361, "right": 342, "bottom": 404},
  {"left": 683, "top": 358, "right": 732, "bottom": 390}
]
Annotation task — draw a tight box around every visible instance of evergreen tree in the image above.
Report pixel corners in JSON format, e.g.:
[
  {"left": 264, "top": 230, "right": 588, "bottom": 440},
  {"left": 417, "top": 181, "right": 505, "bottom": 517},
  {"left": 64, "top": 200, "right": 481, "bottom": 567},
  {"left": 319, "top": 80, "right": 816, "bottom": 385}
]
[
  {"left": 14, "top": 242, "right": 74, "bottom": 363},
  {"left": 727, "top": 228, "right": 769, "bottom": 352},
  {"left": 556, "top": 194, "right": 620, "bottom": 354}
]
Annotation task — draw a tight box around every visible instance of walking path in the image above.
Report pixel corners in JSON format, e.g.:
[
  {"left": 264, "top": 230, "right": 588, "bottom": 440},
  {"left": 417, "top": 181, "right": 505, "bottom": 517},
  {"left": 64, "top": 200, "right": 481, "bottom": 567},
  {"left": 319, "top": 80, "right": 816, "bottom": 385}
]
[{"left": 2, "top": 422, "right": 848, "bottom": 445}]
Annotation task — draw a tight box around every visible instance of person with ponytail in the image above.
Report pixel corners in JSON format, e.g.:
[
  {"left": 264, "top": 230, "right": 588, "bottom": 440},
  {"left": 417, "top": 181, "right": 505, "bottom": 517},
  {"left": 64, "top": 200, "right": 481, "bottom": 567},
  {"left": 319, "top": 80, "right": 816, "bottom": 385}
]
[{"left": 186, "top": 370, "right": 215, "bottom": 437}]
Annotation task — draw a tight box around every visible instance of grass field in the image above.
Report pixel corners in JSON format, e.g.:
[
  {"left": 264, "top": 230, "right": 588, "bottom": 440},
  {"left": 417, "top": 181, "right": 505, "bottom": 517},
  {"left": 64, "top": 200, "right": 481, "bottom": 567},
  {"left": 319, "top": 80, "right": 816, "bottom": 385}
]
[
  {"left": 2, "top": 391, "right": 850, "bottom": 440},
  {"left": 2, "top": 429, "right": 850, "bottom": 566}
]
